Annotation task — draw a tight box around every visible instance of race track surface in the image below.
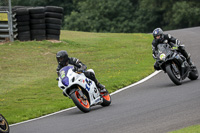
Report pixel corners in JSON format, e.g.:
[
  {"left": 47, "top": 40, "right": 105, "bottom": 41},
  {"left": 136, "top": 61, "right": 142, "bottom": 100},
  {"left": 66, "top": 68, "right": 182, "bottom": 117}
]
[{"left": 11, "top": 27, "right": 200, "bottom": 133}]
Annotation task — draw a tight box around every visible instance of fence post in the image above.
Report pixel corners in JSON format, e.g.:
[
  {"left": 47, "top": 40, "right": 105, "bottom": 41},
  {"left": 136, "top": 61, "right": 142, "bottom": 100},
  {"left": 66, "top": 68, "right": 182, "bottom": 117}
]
[{"left": 8, "top": 0, "right": 13, "bottom": 41}]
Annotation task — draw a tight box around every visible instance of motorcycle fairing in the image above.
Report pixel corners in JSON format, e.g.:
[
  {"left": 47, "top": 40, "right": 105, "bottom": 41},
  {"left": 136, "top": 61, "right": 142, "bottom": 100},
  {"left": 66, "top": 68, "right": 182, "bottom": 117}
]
[{"left": 58, "top": 66, "right": 103, "bottom": 106}]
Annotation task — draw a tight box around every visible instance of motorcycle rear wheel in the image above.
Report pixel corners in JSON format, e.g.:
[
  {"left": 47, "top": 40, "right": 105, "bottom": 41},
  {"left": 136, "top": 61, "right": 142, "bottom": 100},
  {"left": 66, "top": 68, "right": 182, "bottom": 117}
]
[
  {"left": 0, "top": 114, "right": 9, "bottom": 133},
  {"left": 188, "top": 67, "right": 199, "bottom": 80},
  {"left": 70, "top": 90, "right": 91, "bottom": 113},
  {"left": 101, "top": 92, "right": 111, "bottom": 107},
  {"left": 166, "top": 63, "right": 182, "bottom": 85}
]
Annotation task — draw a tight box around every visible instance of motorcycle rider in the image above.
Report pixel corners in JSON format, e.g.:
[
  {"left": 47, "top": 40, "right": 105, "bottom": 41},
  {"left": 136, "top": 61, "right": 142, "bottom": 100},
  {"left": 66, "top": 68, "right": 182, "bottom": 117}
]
[
  {"left": 56, "top": 50, "right": 107, "bottom": 93},
  {"left": 152, "top": 28, "right": 193, "bottom": 70}
]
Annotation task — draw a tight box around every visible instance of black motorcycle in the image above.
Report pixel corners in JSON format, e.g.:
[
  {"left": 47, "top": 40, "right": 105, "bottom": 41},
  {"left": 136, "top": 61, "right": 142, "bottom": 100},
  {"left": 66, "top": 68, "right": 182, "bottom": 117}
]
[
  {"left": 0, "top": 114, "right": 9, "bottom": 133},
  {"left": 155, "top": 43, "right": 198, "bottom": 85}
]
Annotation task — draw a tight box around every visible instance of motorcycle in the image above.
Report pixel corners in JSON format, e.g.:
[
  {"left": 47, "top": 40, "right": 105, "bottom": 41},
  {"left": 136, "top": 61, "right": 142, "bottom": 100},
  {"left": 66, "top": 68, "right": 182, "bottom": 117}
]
[
  {"left": 58, "top": 66, "right": 111, "bottom": 113},
  {"left": 0, "top": 114, "right": 9, "bottom": 133},
  {"left": 155, "top": 43, "right": 198, "bottom": 85}
]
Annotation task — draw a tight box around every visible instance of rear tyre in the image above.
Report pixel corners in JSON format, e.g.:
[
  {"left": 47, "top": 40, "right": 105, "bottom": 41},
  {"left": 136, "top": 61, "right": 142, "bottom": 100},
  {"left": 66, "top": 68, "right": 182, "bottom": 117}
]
[
  {"left": 0, "top": 114, "right": 9, "bottom": 133},
  {"left": 70, "top": 90, "right": 91, "bottom": 113},
  {"left": 101, "top": 92, "right": 111, "bottom": 107},
  {"left": 166, "top": 63, "right": 182, "bottom": 85},
  {"left": 188, "top": 67, "right": 199, "bottom": 80}
]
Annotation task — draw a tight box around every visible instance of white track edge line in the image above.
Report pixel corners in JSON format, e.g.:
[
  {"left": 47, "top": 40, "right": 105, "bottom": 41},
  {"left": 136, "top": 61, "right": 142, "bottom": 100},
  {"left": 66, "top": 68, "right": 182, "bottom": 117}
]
[{"left": 10, "top": 70, "right": 161, "bottom": 127}]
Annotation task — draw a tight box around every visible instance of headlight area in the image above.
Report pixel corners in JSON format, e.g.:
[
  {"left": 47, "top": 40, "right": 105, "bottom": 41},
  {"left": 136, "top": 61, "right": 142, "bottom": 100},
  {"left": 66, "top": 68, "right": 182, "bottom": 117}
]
[{"left": 160, "top": 53, "right": 166, "bottom": 61}]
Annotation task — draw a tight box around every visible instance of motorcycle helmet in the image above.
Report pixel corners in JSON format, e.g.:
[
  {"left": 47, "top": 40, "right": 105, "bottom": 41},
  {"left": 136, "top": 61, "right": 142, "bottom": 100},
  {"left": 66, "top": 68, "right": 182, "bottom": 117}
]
[
  {"left": 56, "top": 50, "right": 69, "bottom": 66},
  {"left": 153, "top": 28, "right": 164, "bottom": 41}
]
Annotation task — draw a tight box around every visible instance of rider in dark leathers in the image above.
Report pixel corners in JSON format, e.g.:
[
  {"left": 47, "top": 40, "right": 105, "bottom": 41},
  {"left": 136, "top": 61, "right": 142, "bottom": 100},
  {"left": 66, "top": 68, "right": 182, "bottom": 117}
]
[
  {"left": 56, "top": 50, "right": 107, "bottom": 93},
  {"left": 152, "top": 28, "right": 193, "bottom": 70}
]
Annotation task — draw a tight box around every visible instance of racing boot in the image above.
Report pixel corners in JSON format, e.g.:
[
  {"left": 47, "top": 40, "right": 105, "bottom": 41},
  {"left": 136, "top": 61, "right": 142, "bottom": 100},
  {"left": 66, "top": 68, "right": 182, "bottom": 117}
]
[
  {"left": 180, "top": 49, "right": 194, "bottom": 67},
  {"left": 96, "top": 82, "right": 108, "bottom": 93},
  {"left": 185, "top": 53, "right": 194, "bottom": 67},
  {"left": 187, "top": 56, "right": 194, "bottom": 67}
]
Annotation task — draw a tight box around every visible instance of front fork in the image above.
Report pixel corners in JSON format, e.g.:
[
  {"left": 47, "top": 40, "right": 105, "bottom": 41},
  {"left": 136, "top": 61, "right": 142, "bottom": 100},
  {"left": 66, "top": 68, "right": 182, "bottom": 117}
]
[
  {"left": 171, "top": 62, "right": 180, "bottom": 74},
  {"left": 77, "top": 86, "right": 87, "bottom": 100}
]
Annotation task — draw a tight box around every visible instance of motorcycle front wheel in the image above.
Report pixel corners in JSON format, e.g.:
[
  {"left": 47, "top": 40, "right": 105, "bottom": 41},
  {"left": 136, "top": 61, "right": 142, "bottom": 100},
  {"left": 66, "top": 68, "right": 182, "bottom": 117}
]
[
  {"left": 0, "top": 114, "right": 9, "bottom": 133},
  {"left": 166, "top": 63, "right": 182, "bottom": 85},
  {"left": 70, "top": 90, "right": 91, "bottom": 113}
]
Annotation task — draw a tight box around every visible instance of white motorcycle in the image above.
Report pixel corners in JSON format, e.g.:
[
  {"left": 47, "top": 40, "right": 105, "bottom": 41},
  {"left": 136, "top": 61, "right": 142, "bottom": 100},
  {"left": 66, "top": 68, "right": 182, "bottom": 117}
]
[{"left": 58, "top": 66, "right": 111, "bottom": 113}]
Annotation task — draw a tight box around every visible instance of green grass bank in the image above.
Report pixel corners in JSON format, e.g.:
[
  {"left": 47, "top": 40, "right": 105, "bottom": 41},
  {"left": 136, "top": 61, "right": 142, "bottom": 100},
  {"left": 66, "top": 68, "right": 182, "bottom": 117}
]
[
  {"left": 169, "top": 125, "right": 200, "bottom": 133},
  {"left": 0, "top": 30, "right": 154, "bottom": 124}
]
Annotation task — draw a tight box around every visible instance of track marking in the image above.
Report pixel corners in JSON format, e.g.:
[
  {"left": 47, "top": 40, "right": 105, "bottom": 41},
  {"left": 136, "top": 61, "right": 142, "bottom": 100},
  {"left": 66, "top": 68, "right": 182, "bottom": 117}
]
[
  {"left": 10, "top": 70, "right": 161, "bottom": 127},
  {"left": 111, "top": 70, "right": 161, "bottom": 95}
]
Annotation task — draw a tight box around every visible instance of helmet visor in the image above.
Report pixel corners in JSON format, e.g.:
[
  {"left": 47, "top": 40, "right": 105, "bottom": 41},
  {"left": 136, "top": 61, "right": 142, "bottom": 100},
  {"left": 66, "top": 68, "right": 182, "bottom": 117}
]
[
  {"left": 57, "top": 56, "right": 69, "bottom": 66},
  {"left": 58, "top": 57, "right": 64, "bottom": 62},
  {"left": 155, "top": 35, "right": 160, "bottom": 39}
]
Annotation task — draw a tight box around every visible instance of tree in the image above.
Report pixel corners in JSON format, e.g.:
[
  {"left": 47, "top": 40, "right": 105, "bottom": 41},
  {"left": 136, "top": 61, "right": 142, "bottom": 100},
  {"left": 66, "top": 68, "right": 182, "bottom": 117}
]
[
  {"left": 64, "top": 0, "right": 136, "bottom": 32},
  {"left": 166, "top": 1, "right": 200, "bottom": 29}
]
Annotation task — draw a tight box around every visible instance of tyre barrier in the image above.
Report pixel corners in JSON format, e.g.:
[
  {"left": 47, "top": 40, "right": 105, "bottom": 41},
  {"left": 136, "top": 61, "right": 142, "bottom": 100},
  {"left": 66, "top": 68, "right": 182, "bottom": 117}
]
[
  {"left": 29, "top": 7, "right": 46, "bottom": 41},
  {"left": 12, "top": 6, "right": 63, "bottom": 41},
  {"left": 45, "top": 6, "right": 63, "bottom": 40},
  {"left": 15, "top": 8, "right": 31, "bottom": 41}
]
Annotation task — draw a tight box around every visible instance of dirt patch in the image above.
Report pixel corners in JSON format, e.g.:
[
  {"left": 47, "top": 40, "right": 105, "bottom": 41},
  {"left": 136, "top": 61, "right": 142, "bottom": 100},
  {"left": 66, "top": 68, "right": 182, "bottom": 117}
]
[
  {"left": 47, "top": 40, "right": 62, "bottom": 43},
  {"left": 0, "top": 42, "right": 8, "bottom": 45}
]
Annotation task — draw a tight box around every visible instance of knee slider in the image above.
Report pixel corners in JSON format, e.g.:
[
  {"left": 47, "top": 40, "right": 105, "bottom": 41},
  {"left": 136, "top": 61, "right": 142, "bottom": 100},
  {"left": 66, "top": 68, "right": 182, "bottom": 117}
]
[
  {"left": 87, "top": 69, "right": 95, "bottom": 74},
  {"left": 178, "top": 44, "right": 185, "bottom": 50}
]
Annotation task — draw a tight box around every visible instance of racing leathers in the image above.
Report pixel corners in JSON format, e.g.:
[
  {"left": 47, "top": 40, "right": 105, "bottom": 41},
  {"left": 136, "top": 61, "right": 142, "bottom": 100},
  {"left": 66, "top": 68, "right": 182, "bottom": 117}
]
[
  {"left": 152, "top": 34, "right": 192, "bottom": 70},
  {"left": 56, "top": 57, "right": 105, "bottom": 91}
]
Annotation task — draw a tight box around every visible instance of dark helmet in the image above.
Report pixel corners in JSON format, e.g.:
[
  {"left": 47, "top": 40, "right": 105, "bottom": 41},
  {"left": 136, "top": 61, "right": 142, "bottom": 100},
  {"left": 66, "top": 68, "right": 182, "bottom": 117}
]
[
  {"left": 153, "top": 28, "right": 164, "bottom": 40},
  {"left": 56, "top": 50, "right": 69, "bottom": 66}
]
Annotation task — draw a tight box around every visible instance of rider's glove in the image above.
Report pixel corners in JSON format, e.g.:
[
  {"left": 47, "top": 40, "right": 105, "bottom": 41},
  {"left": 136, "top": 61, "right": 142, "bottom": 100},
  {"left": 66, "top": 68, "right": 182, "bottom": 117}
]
[
  {"left": 74, "top": 63, "right": 81, "bottom": 68},
  {"left": 73, "top": 67, "right": 84, "bottom": 73},
  {"left": 152, "top": 54, "right": 157, "bottom": 59},
  {"left": 73, "top": 67, "right": 78, "bottom": 72}
]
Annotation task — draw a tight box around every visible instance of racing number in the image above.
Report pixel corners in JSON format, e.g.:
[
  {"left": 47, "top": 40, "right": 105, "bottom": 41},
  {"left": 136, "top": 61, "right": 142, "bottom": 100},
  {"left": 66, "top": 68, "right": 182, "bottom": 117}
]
[
  {"left": 85, "top": 78, "right": 92, "bottom": 91},
  {"left": 60, "top": 70, "right": 65, "bottom": 79}
]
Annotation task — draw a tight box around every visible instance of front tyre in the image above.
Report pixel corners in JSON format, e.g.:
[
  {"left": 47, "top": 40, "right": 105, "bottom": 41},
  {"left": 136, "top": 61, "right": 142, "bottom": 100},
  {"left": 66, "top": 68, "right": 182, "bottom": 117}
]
[
  {"left": 101, "top": 92, "right": 111, "bottom": 107},
  {"left": 0, "top": 114, "right": 9, "bottom": 133},
  {"left": 70, "top": 90, "right": 91, "bottom": 113},
  {"left": 166, "top": 63, "right": 182, "bottom": 85}
]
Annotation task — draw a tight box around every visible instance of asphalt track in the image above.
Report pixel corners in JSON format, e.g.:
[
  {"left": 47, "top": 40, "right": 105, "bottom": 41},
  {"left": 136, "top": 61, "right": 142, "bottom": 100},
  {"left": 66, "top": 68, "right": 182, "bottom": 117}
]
[{"left": 10, "top": 27, "right": 200, "bottom": 133}]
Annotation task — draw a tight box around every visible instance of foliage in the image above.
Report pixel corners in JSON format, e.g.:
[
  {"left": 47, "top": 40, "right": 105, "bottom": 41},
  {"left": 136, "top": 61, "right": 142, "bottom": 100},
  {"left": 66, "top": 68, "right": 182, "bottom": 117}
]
[
  {"left": 11, "top": 0, "right": 200, "bottom": 32},
  {"left": 166, "top": 1, "right": 200, "bottom": 29},
  {"left": 64, "top": 0, "right": 136, "bottom": 32}
]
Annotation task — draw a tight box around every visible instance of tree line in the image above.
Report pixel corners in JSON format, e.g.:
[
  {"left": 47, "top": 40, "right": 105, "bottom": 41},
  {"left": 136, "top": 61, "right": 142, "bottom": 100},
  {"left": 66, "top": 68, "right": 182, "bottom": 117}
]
[{"left": 12, "top": 0, "right": 200, "bottom": 33}]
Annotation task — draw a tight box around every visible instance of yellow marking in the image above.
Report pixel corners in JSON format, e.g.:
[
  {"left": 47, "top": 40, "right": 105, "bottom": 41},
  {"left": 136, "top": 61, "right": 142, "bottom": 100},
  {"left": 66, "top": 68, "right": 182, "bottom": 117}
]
[{"left": 0, "top": 13, "right": 8, "bottom": 21}]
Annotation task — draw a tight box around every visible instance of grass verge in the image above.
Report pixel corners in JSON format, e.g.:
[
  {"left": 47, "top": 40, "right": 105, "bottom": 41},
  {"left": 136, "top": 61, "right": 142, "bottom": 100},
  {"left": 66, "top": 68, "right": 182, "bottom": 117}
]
[
  {"left": 169, "top": 125, "right": 200, "bottom": 133},
  {"left": 0, "top": 30, "right": 154, "bottom": 124}
]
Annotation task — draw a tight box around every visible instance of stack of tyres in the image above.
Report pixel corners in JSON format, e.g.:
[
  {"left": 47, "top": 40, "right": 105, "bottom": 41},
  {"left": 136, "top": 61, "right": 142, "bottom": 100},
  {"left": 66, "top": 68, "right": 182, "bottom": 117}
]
[
  {"left": 15, "top": 8, "right": 31, "bottom": 41},
  {"left": 45, "top": 6, "right": 63, "bottom": 40},
  {"left": 29, "top": 7, "right": 46, "bottom": 41}
]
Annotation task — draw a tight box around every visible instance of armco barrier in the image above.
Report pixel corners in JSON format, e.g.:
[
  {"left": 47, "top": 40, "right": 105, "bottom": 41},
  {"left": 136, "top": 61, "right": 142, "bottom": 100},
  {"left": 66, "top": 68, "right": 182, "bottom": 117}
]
[
  {"left": 0, "top": 11, "right": 14, "bottom": 42},
  {"left": 0, "top": 0, "right": 14, "bottom": 42},
  {"left": 0, "top": 11, "right": 15, "bottom": 42}
]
